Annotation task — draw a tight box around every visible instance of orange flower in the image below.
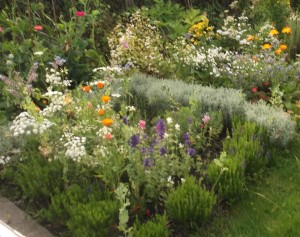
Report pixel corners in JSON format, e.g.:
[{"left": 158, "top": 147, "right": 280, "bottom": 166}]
[
  {"left": 275, "top": 48, "right": 282, "bottom": 55},
  {"left": 82, "top": 85, "right": 91, "bottom": 92},
  {"left": 280, "top": 44, "right": 288, "bottom": 50},
  {"left": 262, "top": 43, "right": 272, "bottom": 50},
  {"left": 42, "top": 99, "right": 47, "bottom": 104},
  {"left": 247, "top": 35, "right": 255, "bottom": 41},
  {"left": 102, "top": 118, "right": 113, "bottom": 126},
  {"left": 35, "top": 106, "right": 40, "bottom": 112},
  {"left": 97, "top": 82, "right": 104, "bottom": 89},
  {"left": 282, "top": 26, "right": 292, "bottom": 34},
  {"left": 269, "top": 29, "right": 279, "bottom": 36},
  {"left": 101, "top": 95, "right": 110, "bottom": 103},
  {"left": 98, "top": 109, "right": 105, "bottom": 116}
]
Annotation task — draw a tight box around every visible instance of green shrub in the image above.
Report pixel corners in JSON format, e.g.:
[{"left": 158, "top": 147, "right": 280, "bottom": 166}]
[
  {"left": 15, "top": 152, "right": 64, "bottom": 206},
  {"left": 207, "top": 152, "right": 245, "bottom": 202},
  {"left": 67, "top": 200, "right": 119, "bottom": 237},
  {"left": 43, "top": 183, "right": 110, "bottom": 227},
  {"left": 132, "top": 214, "right": 169, "bottom": 237},
  {"left": 223, "top": 120, "right": 269, "bottom": 175},
  {"left": 165, "top": 176, "right": 215, "bottom": 226},
  {"left": 122, "top": 73, "right": 296, "bottom": 146}
]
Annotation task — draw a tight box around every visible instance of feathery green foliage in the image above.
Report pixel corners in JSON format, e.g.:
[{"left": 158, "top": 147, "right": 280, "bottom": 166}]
[{"left": 166, "top": 176, "right": 216, "bottom": 226}]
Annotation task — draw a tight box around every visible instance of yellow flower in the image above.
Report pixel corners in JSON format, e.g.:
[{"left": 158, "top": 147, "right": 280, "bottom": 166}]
[
  {"left": 275, "top": 48, "right": 282, "bottom": 55},
  {"left": 262, "top": 43, "right": 272, "bottom": 50},
  {"left": 269, "top": 29, "right": 279, "bottom": 36},
  {"left": 247, "top": 35, "right": 255, "bottom": 41},
  {"left": 282, "top": 26, "right": 292, "bottom": 34},
  {"left": 280, "top": 44, "right": 288, "bottom": 50},
  {"left": 102, "top": 118, "right": 113, "bottom": 127}
]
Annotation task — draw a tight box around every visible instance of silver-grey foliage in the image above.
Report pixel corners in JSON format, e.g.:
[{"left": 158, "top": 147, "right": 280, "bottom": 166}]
[{"left": 126, "top": 73, "right": 296, "bottom": 146}]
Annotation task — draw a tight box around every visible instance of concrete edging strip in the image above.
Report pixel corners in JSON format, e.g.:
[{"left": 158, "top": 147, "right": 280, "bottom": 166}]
[{"left": 0, "top": 197, "right": 55, "bottom": 237}]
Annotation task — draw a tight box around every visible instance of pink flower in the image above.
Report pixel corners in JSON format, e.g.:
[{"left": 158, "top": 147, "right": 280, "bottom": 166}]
[
  {"left": 251, "top": 87, "right": 258, "bottom": 93},
  {"left": 119, "top": 36, "right": 129, "bottom": 49},
  {"left": 34, "top": 25, "right": 43, "bottom": 31},
  {"left": 138, "top": 120, "right": 146, "bottom": 130},
  {"left": 105, "top": 133, "right": 112, "bottom": 140},
  {"left": 0, "top": 26, "right": 3, "bottom": 32},
  {"left": 76, "top": 11, "right": 85, "bottom": 17},
  {"left": 202, "top": 115, "right": 211, "bottom": 124}
]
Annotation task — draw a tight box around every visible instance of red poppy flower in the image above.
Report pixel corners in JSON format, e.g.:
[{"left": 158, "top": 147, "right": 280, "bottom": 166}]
[
  {"left": 251, "top": 87, "right": 258, "bottom": 93},
  {"left": 263, "top": 82, "right": 270, "bottom": 87},
  {"left": 34, "top": 25, "right": 43, "bottom": 31},
  {"left": 145, "top": 208, "right": 151, "bottom": 217},
  {"left": 76, "top": 11, "right": 85, "bottom": 17}
]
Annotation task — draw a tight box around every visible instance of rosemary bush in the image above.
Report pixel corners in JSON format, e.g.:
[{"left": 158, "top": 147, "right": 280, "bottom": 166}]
[
  {"left": 207, "top": 151, "right": 245, "bottom": 202},
  {"left": 165, "top": 176, "right": 216, "bottom": 226}
]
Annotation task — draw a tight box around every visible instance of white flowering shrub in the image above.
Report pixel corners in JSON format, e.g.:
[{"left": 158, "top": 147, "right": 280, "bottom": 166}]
[{"left": 108, "top": 10, "right": 174, "bottom": 75}]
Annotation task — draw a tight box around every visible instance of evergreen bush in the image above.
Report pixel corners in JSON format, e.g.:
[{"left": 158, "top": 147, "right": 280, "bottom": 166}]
[{"left": 165, "top": 176, "right": 216, "bottom": 226}]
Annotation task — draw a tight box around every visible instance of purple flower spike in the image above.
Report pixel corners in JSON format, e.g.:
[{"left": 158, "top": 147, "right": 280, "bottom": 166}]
[
  {"left": 187, "top": 147, "right": 196, "bottom": 157},
  {"left": 129, "top": 134, "right": 140, "bottom": 148},
  {"left": 183, "top": 132, "right": 191, "bottom": 147},
  {"left": 159, "top": 147, "right": 167, "bottom": 156},
  {"left": 156, "top": 119, "right": 166, "bottom": 139},
  {"left": 143, "top": 158, "right": 154, "bottom": 167}
]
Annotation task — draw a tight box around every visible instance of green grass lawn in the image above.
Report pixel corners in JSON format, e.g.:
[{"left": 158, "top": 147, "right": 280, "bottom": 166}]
[{"left": 192, "top": 134, "right": 300, "bottom": 237}]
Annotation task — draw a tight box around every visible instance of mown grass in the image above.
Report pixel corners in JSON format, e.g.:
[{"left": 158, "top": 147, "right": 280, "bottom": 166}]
[{"left": 191, "top": 134, "right": 300, "bottom": 237}]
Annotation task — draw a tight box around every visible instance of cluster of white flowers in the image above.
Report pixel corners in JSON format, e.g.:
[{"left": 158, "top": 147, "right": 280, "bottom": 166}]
[
  {"left": 60, "top": 132, "right": 86, "bottom": 161},
  {"left": 40, "top": 90, "right": 66, "bottom": 116},
  {"left": 126, "top": 106, "right": 136, "bottom": 112},
  {"left": 73, "top": 120, "right": 98, "bottom": 134},
  {"left": 0, "top": 156, "right": 11, "bottom": 165},
  {"left": 93, "top": 145, "right": 109, "bottom": 158},
  {"left": 92, "top": 66, "right": 122, "bottom": 74},
  {"left": 97, "top": 126, "right": 113, "bottom": 139},
  {"left": 186, "top": 45, "right": 236, "bottom": 77},
  {"left": 10, "top": 112, "right": 53, "bottom": 136},
  {"left": 45, "top": 68, "right": 71, "bottom": 87},
  {"left": 217, "top": 14, "right": 251, "bottom": 45}
]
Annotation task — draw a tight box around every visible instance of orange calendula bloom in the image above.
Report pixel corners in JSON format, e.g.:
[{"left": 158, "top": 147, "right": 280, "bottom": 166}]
[
  {"left": 275, "top": 48, "right": 282, "bottom": 55},
  {"left": 247, "top": 35, "right": 255, "bottom": 41},
  {"left": 97, "top": 82, "right": 104, "bottom": 89},
  {"left": 82, "top": 85, "right": 91, "bottom": 92},
  {"left": 102, "top": 118, "right": 113, "bottom": 126},
  {"left": 101, "top": 95, "right": 110, "bottom": 103},
  {"left": 262, "top": 43, "right": 272, "bottom": 50},
  {"left": 282, "top": 27, "right": 292, "bottom": 34},
  {"left": 98, "top": 109, "right": 105, "bottom": 116},
  {"left": 280, "top": 44, "right": 288, "bottom": 50},
  {"left": 269, "top": 29, "right": 279, "bottom": 36}
]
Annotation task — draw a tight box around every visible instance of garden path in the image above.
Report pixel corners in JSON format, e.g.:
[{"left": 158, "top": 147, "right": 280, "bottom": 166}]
[{"left": 0, "top": 196, "right": 54, "bottom": 237}]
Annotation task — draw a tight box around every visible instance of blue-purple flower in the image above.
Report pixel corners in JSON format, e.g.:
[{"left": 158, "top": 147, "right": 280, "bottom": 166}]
[
  {"left": 143, "top": 158, "right": 154, "bottom": 167},
  {"left": 159, "top": 147, "right": 167, "bottom": 156},
  {"left": 183, "top": 132, "right": 191, "bottom": 147},
  {"left": 155, "top": 119, "right": 166, "bottom": 139},
  {"left": 187, "top": 147, "right": 196, "bottom": 157},
  {"left": 128, "top": 134, "right": 140, "bottom": 148}
]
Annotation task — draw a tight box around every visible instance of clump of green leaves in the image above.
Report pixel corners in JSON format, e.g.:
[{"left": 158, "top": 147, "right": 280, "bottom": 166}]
[
  {"left": 207, "top": 151, "right": 245, "bottom": 202},
  {"left": 223, "top": 120, "right": 269, "bottom": 175},
  {"left": 67, "top": 199, "right": 119, "bottom": 237},
  {"left": 165, "top": 176, "right": 215, "bottom": 226},
  {"left": 132, "top": 214, "right": 169, "bottom": 237}
]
